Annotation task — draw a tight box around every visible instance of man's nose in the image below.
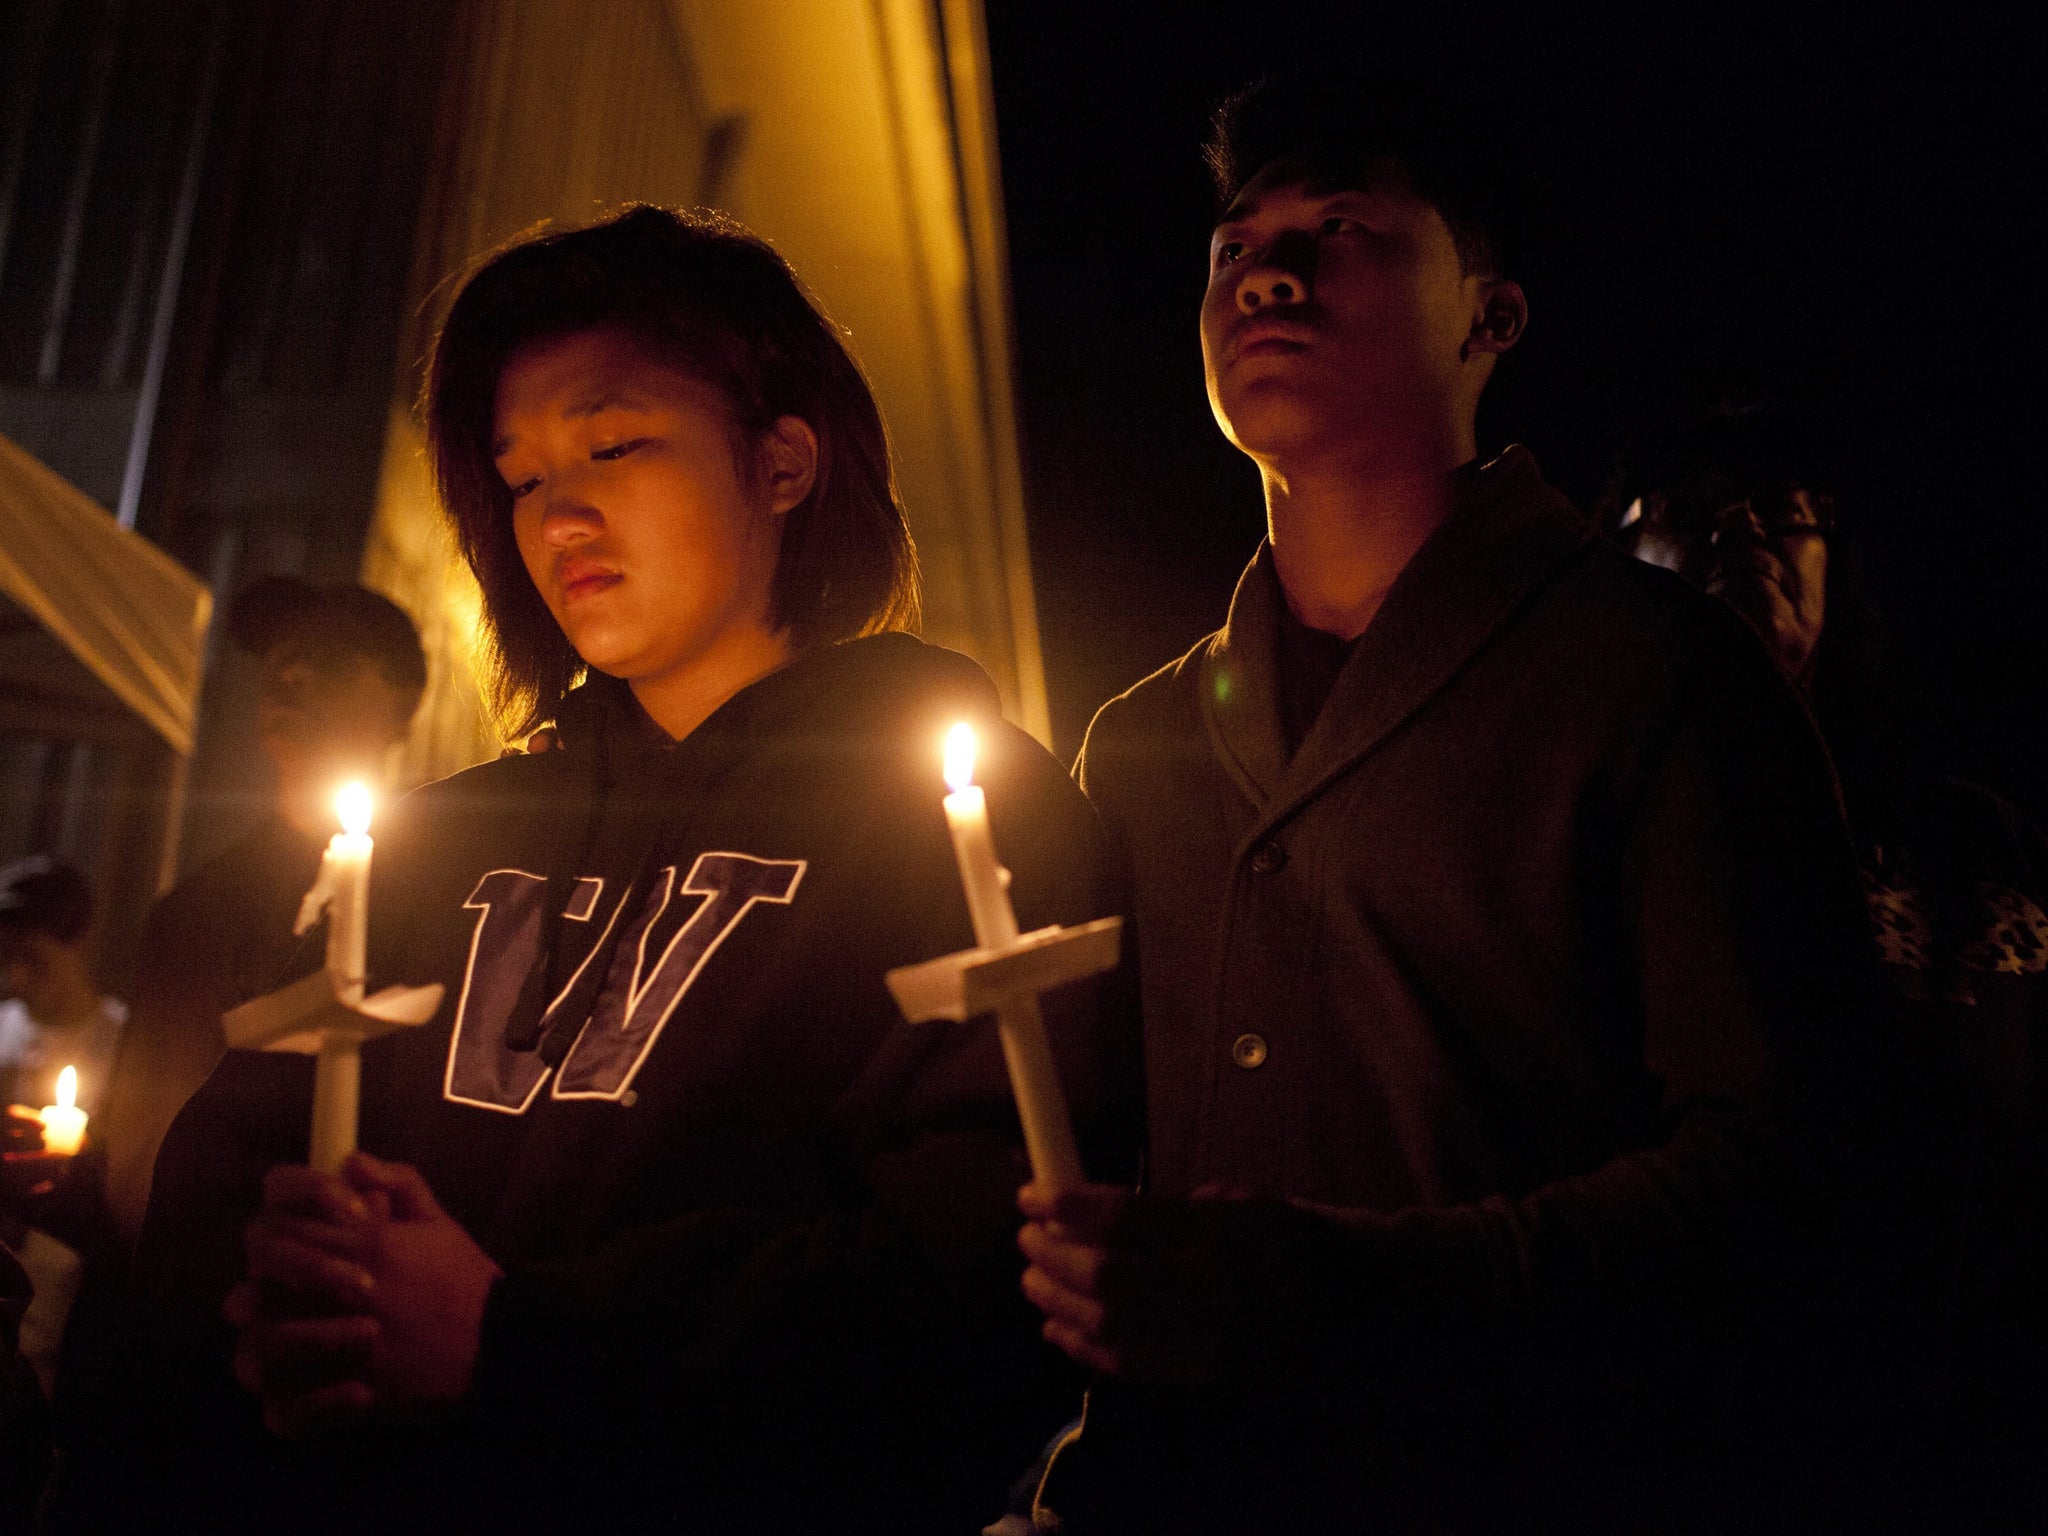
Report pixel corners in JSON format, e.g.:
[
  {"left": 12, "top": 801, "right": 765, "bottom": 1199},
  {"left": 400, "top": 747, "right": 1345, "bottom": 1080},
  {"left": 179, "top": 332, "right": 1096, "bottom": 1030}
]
[
  {"left": 1235, "top": 232, "right": 1316, "bottom": 314},
  {"left": 1709, "top": 498, "right": 1769, "bottom": 547}
]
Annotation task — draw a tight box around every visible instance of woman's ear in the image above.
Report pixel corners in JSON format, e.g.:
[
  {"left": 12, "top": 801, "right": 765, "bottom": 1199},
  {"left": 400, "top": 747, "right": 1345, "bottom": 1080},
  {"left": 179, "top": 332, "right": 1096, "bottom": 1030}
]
[{"left": 759, "top": 415, "right": 819, "bottom": 516}]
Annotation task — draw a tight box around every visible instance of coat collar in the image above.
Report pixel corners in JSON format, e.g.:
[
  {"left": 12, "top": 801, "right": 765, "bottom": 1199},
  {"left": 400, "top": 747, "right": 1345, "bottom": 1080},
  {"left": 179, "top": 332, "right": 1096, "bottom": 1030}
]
[{"left": 1199, "top": 446, "right": 1596, "bottom": 827}]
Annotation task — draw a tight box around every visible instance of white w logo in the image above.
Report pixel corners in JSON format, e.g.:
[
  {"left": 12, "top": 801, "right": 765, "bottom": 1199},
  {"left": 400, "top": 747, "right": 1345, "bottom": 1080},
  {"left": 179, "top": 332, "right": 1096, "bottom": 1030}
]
[{"left": 445, "top": 852, "right": 805, "bottom": 1113}]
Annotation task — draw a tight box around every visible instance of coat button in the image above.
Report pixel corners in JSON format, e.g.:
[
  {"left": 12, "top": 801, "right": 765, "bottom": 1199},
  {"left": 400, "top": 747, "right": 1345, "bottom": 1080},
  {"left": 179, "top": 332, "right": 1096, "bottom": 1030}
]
[
  {"left": 1250, "top": 842, "right": 1287, "bottom": 874},
  {"left": 1231, "top": 1032, "right": 1268, "bottom": 1069}
]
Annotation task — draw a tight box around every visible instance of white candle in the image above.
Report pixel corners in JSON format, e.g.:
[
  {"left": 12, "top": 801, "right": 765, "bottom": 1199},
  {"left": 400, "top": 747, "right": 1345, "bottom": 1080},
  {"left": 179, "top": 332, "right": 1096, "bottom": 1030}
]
[
  {"left": 324, "top": 781, "right": 374, "bottom": 1004},
  {"left": 940, "top": 724, "right": 1083, "bottom": 1190},
  {"left": 39, "top": 1066, "right": 86, "bottom": 1156},
  {"left": 308, "top": 782, "right": 372, "bottom": 1175}
]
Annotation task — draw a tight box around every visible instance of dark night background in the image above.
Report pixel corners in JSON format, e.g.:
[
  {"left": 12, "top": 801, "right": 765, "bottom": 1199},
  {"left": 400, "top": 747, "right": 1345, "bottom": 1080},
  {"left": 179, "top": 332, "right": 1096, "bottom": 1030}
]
[{"left": 986, "top": 1, "right": 2048, "bottom": 821}]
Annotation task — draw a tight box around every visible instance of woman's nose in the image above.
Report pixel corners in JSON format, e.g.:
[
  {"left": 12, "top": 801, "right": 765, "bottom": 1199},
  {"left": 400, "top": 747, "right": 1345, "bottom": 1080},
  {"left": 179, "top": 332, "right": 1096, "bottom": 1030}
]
[{"left": 535, "top": 486, "right": 603, "bottom": 544}]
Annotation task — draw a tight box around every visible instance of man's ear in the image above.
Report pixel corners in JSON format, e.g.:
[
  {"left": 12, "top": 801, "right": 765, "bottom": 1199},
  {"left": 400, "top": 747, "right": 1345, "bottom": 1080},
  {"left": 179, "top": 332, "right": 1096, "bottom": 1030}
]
[
  {"left": 759, "top": 415, "right": 820, "bottom": 516},
  {"left": 1462, "top": 279, "right": 1527, "bottom": 359}
]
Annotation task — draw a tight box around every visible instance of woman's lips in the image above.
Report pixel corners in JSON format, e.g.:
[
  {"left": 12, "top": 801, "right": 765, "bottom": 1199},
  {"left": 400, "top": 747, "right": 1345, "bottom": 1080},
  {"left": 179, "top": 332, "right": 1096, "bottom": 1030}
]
[{"left": 558, "top": 562, "right": 623, "bottom": 602}]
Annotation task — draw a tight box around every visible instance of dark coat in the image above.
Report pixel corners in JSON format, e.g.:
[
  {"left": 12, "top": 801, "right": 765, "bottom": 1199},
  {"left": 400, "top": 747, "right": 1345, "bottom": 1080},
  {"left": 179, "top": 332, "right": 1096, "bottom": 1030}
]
[{"left": 1055, "top": 448, "right": 1884, "bottom": 1533}]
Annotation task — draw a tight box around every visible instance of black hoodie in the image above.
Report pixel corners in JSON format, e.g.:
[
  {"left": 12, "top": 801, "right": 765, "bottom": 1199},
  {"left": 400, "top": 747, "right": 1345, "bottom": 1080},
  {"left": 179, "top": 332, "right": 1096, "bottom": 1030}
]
[{"left": 102, "top": 635, "right": 1136, "bottom": 1536}]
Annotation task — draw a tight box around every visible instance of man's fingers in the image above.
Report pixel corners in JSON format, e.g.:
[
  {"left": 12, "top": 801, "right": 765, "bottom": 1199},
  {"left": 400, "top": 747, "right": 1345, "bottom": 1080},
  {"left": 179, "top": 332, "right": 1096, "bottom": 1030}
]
[
  {"left": 223, "top": 1280, "right": 260, "bottom": 1330},
  {"left": 1041, "top": 1317, "right": 1121, "bottom": 1376},
  {"left": 262, "top": 1164, "right": 370, "bottom": 1224},
  {"left": 1017, "top": 1221, "right": 1109, "bottom": 1295},
  {"left": 244, "top": 1228, "right": 375, "bottom": 1305},
  {"left": 1021, "top": 1182, "right": 1200, "bottom": 1250},
  {"left": 1020, "top": 1263, "right": 1107, "bottom": 1336},
  {"left": 1018, "top": 1181, "right": 1130, "bottom": 1241}
]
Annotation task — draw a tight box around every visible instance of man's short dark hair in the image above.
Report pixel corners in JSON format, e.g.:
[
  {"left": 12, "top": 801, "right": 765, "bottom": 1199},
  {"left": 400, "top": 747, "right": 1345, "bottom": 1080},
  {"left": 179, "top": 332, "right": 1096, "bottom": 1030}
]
[
  {"left": 226, "top": 578, "right": 429, "bottom": 707},
  {"left": 1206, "top": 70, "right": 1525, "bottom": 279},
  {"left": 0, "top": 858, "right": 92, "bottom": 946},
  {"left": 425, "top": 205, "right": 922, "bottom": 735}
]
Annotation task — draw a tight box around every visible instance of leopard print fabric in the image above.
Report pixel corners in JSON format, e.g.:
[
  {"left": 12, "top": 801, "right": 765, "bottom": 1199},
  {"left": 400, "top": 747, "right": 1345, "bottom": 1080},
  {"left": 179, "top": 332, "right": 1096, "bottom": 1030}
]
[{"left": 1956, "top": 882, "right": 2048, "bottom": 976}]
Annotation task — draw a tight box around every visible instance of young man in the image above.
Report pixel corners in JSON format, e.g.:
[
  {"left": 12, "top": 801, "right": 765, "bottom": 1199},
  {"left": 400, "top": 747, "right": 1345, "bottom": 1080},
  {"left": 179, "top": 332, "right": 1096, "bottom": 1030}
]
[
  {"left": 1019, "top": 75, "right": 1881, "bottom": 1532},
  {"left": 97, "top": 578, "right": 427, "bottom": 1245}
]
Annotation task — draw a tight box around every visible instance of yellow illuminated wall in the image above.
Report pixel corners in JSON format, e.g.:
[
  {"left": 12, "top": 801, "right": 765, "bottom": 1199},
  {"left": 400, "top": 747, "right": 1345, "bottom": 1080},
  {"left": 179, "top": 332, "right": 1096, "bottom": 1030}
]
[{"left": 360, "top": 0, "right": 1046, "bottom": 787}]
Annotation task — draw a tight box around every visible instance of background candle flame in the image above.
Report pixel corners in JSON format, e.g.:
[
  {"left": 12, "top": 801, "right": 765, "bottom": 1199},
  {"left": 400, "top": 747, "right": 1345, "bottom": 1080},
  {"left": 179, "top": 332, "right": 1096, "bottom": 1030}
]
[
  {"left": 336, "top": 780, "right": 373, "bottom": 836},
  {"left": 943, "top": 722, "right": 977, "bottom": 792},
  {"left": 56, "top": 1065, "right": 76, "bottom": 1111}
]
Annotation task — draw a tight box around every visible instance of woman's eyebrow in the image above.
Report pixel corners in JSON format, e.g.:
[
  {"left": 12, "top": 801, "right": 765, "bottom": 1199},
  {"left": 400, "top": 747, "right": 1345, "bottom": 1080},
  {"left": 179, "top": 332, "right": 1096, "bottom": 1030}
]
[
  {"left": 493, "top": 390, "right": 649, "bottom": 457},
  {"left": 565, "top": 389, "right": 647, "bottom": 420}
]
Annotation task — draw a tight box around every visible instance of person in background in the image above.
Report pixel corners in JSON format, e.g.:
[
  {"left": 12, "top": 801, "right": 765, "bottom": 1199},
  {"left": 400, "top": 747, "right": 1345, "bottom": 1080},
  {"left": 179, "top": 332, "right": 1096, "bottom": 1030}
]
[
  {"left": 1016, "top": 70, "right": 1881, "bottom": 1533},
  {"left": 0, "top": 858, "right": 125, "bottom": 1400},
  {"left": 1612, "top": 402, "right": 2048, "bottom": 1529},
  {"left": 96, "top": 579, "right": 427, "bottom": 1247}
]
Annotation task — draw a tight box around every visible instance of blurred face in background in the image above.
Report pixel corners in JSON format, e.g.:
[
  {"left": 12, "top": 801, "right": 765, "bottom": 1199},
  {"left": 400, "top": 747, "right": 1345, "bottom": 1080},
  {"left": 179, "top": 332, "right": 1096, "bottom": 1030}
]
[
  {"left": 0, "top": 927, "right": 75, "bottom": 1022},
  {"left": 1623, "top": 478, "right": 1833, "bottom": 682},
  {"left": 256, "top": 639, "right": 417, "bottom": 795}
]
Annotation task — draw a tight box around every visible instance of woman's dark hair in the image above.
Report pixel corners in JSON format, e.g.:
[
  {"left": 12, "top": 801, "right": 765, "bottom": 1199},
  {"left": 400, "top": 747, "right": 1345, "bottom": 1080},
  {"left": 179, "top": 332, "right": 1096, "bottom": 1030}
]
[{"left": 426, "top": 205, "right": 920, "bottom": 733}]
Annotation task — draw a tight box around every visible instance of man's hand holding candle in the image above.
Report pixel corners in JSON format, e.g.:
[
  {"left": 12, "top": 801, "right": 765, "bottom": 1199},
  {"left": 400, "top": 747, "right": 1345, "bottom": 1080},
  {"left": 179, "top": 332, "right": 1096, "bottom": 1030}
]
[
  {"left": 1017, "top": 1182, "right": 1255, "bottom": 1388},
  {"left": 226, "top": 1152, "right": 502, "bottom": 1437}
]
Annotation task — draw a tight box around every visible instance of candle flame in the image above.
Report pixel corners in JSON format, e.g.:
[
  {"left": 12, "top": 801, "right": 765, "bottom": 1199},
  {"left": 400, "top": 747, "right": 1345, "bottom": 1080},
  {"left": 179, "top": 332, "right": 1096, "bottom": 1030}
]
[
  {"left": 337, "top": 781, "right": 373, "bottom": 836},
  {"left": 56, "top": 1066, "right": 76, "bottom": 1111},
  {"left": 943, "top": 722, "right": 977, "bottom": 792}
]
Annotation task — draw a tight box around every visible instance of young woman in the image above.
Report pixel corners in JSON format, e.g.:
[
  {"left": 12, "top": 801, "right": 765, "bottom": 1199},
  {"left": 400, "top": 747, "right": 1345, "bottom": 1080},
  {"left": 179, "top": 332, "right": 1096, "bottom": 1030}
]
[{"left": 106, "top": 207, "right": 1132, "bottom": 1535}]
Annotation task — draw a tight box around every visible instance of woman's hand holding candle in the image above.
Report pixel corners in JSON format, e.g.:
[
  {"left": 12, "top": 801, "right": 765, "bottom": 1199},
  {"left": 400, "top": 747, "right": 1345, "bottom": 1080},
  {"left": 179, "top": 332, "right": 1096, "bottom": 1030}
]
[{"left": 227, "top": 1152, "right": 502, "bottom": 1438}]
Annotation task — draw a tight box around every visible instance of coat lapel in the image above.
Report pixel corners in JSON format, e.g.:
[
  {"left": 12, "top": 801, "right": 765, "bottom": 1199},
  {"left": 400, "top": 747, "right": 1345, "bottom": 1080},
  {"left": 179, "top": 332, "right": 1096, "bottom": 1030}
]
[
  {"left": 1199, "top": 545, "right": 1291, "bottom": 807},
  {"left": 1201, "top": 447, "right": 1598, "bottom": 833}
]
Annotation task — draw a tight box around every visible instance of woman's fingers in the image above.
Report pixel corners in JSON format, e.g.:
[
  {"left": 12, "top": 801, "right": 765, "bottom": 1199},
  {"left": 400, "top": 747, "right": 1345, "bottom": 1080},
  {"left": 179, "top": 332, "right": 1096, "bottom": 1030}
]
[
  {"left": 261, "top": 1164, "right": 370, "bottom": 1224},
  {"left": 262, "top": 1378, "right": 376, "bottom": 1440},
  {"left": 244, "top": 1225, "right": 375, "bottom": 1306}
]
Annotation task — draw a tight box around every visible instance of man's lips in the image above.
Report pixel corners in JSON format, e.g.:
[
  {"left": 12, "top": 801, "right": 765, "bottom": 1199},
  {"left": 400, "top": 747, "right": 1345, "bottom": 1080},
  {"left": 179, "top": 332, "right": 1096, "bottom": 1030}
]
[
  {"left": 1227, "top": 315, "right": 1318, "bottom": 366},
  {"left": 556, "top": 559, "right": 623, "bottom": 602}
]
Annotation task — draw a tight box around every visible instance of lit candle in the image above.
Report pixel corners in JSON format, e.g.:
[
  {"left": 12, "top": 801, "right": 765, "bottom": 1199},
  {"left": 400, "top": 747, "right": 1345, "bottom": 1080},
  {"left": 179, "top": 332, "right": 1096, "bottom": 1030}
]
[
  {"left": 308, "top": 782, "right": 373, "bottom": 1174},
  {"left": 940, "top": 724, "right": 1083, "bottom": 1190},
  {"left": 325, "top": 781, "right": 374, "bottom": 1004},
  {"left": 944, "top": 724, "right": 1020, "bottom": 948},
  {"left": 38, "top": 1066, "right": 86, "bottom": 1156}
]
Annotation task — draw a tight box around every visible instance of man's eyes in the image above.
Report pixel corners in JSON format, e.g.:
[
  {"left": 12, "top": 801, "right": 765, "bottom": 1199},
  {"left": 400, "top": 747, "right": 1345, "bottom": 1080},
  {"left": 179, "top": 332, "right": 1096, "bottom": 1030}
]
[{"left": 1213, "top": 216, "right": 1364, "bottom": 269}]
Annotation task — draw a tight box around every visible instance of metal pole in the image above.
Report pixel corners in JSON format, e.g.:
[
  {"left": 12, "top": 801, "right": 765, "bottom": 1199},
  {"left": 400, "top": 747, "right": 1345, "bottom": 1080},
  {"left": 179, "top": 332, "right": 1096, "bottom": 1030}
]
[
  {"left": 36, "top": 0, "right": 125, "bottom": 386},
  {"left": 116, "top": 9, "right": 225, "bottom": 531}
]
